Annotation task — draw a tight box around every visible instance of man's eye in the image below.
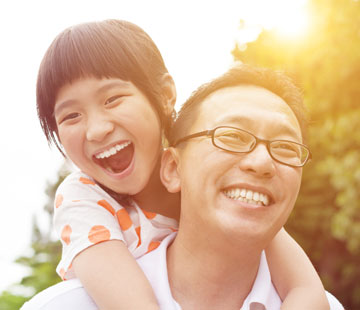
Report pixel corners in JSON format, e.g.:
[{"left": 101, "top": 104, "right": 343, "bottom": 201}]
[
  {"left": 224, "top": 133, "right": 242, "bottom": 139},
  {"left": 278, "top": 143, "right": 297, "bottom": 151},
  {"left": 221, "top": 131, "right": 248, "bottom": 142},
  {"left": 273, "top": 142, "right": 300, "bottom": 156}
]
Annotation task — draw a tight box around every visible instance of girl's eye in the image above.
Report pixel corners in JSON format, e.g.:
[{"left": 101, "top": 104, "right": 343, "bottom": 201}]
[
  {"left": 105, "top": 95, "right": 125, "bottom": 107},
  {"left": 58, "top": 112, "right": 81, "bottom": 124}
]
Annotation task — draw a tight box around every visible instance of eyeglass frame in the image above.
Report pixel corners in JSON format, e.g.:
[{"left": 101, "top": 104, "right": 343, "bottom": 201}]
[{"left": 172, "top": 126, "right": 312, "bottom": 167}]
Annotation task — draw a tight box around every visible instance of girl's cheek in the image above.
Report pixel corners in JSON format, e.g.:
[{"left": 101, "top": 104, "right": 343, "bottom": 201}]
[{"left": 59, "top": 127, "right": 81, "bottom": 151}]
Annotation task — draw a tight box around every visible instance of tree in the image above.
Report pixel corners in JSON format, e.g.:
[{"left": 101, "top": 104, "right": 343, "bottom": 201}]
[
  {"left": 233, "top": 0, "right": 360, "bottom": 308},
  {"left": 0, "top": 170, "right": 66, "bottom": 310}
]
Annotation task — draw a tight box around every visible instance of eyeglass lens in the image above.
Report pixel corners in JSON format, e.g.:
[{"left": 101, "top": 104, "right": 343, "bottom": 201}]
[{"left": 213, "top": 127, "right": 308, "bottom": 166}]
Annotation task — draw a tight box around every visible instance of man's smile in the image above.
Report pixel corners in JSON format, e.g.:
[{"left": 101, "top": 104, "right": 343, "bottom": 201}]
[{"left": 222, "top": 187, "right": 271, "bottom": 206}]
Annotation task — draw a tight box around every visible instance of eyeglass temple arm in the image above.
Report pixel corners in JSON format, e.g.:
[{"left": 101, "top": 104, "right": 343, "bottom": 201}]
[{"left": 172, "top": 130, "right": 213, "bottom": 147}]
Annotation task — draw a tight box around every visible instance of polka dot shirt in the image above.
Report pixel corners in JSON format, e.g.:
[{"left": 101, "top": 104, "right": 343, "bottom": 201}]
[{"left": 54, "top": 171, "right": 178, "bottom": 280}]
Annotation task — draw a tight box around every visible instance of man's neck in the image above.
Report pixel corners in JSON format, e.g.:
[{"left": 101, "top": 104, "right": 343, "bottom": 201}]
[
  {"left": 133, "top": 156, "right": 180, "bottom": 221},
  {"left": 167, "top": 229, "right": 263, "bottom": 310}
]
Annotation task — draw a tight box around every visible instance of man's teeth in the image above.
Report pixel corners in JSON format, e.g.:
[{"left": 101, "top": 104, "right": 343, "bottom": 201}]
[
  {"left": 95, "top": 141, "right": 131, "bottom": 159},
  {"left": 223, "top": 188, "right": 270, "bottom": 206}
]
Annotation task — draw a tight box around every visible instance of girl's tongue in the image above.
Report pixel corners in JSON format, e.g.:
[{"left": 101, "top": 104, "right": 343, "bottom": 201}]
[{"left": 95, "top": 143, "right": 134, "bottom": 174}]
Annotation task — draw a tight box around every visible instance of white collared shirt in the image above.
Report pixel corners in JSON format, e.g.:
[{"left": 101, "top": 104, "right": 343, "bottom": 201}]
[
  {"left": 21, "top": 233, "right": 344, "bottom": 310},
  {"left": 138, "top": 233, "right": 343, "bottom": 310},
  {"left": 138, "top": 232, "right": 281, "bottom": 310}
]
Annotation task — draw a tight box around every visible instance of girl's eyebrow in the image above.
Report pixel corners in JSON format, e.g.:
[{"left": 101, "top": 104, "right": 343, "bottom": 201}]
[
  {"left": 54, "top": 99, "right": 76, "bottom": 117},
  {"left": 97, "top": 80, "right": 132, "bottom": 94},
  {"left": 54, "top": 80, "right": 132, "bottom": 116}
]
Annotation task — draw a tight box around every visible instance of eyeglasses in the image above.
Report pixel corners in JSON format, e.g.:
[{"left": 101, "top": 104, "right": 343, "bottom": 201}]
[{"left": 173, "top": 126, "right": 312, "bottom": 167}]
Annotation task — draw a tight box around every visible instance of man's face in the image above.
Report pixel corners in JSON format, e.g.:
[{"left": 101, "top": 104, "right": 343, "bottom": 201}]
[{"left": 173, "top": 85, "right": 303, "bottom": 244}]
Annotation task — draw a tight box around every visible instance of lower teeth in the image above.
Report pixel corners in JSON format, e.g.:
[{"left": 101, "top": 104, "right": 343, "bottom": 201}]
[{"left": 228, "top": 195, "right": 264, "bottom": 206}]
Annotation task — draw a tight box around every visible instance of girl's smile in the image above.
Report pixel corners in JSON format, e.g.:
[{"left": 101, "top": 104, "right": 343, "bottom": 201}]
[
  {"left": 55, "top": 77, "right": 163, "bottom": 195},
  {"left": 93, "top": 140, "right": 134, "bottom": 174}
]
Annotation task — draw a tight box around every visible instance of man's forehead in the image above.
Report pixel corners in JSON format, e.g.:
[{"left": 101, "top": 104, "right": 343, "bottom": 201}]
[{"left": 193, "top": 85, "right": 302, "bottom": 140}]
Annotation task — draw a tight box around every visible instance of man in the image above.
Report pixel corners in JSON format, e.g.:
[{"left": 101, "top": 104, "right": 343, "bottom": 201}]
[
  {"left": 154, "top": 64, "right": 343, "bottom": 309},
  {"left": 22, "top": 64, "right": 343, "bottom": 309}
]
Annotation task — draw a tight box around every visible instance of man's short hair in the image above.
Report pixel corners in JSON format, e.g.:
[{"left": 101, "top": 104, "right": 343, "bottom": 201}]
[{"left": 170, "top": 63, "right": 308, "bottom": 145}]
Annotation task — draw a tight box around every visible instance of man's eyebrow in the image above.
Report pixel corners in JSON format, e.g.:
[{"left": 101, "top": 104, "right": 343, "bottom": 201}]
[
  {"left": 216, "top": 115, "right": 301, "bottom": 140},
  {"left": 54, "top": 80, "right": 132, "bottom": 116}
]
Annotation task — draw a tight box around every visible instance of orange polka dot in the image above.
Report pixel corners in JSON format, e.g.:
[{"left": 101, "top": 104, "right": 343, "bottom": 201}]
[
  {"left": 59, "top": 268, "right": 66, "bottom": 280},
  {"left": 116, "top": 209, "right": 133, "bottom": 231},
  {"left": 135, "top": 226, "right": 141, "bottom": 247},
  {"left": 55, "top": 194, "right": 63, "bottom": 208},
  {"left": 79, "top": 177, "right": 96, "bottom": 185},
  {"left": 61, "top": 225, "right": 72, "bottom": 245},
  {"left": 88, "top": 225, "right": 111, "bottom": 244},
  {"left": 147, "top": 241, "right": 160, "bottom": 253},
  {"left": 97, "top": 199, "right": 115, "bottom": 216},
  {"left": 143, "top": 210, "right": 157, "bottom": 220}
]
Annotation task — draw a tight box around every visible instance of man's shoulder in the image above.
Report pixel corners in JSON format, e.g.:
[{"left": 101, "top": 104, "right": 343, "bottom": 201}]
[
  {"left": 326, "top": 291, "right": 345, "bottom": 310},
  {"left": 137, "top": 233, "right": 180, "bottom": 310},
  {"left": 137, "top": 233, "right": 176, "bottom": 271}
]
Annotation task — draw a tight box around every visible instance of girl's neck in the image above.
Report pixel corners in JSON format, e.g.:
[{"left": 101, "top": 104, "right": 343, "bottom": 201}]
[{"left": 132, "top": 157, "right": 180, "bottom": 221}]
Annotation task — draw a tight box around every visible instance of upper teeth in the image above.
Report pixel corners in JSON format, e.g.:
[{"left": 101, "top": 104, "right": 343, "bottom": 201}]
[
  {"left": 95, "top": 141, "right": 131, "bottom": 159},
  {"left": 223, "top": 188, "right": 270, "bottom": 206}
]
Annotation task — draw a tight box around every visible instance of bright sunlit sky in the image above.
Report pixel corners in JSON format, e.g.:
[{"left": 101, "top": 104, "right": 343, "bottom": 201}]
[{"left": 0, "top": 0, "right": 309, "bottom": 292}]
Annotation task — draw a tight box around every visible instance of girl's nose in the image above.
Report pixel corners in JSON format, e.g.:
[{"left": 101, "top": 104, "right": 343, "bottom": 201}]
[
  {"left": 86, "top": 116, "right": 114, "bottom": 142},
  {"left": 238, "top": 143, "right": 276, "bottom": 178}
]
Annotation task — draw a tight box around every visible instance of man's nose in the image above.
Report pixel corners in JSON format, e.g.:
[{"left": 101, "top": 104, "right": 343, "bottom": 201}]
[
  {"left": 86, "top": 115, "right": 114, "bottom": 142},
  {"left": 238, "top": 143, "right": 276, "bottom": 178}
]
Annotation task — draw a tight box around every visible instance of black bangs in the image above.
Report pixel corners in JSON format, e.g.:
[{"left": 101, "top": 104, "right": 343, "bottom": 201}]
[
  {"left": 36, "top": 20, "right": 169, "bottom": 154},
  {"left": 37, "top": 21, "right": 142, "bottom": 152},
  {"left": 43, "top": 22, "right": 137, "bottom": 99}
]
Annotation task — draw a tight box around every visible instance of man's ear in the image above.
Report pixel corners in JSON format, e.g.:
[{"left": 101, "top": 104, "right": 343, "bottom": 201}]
[
  {"left": 161, "top": 73, "right": 177, "bottom": 116},
  {"left": 160, "top": 148, "right": 181, "bottom": 193}
]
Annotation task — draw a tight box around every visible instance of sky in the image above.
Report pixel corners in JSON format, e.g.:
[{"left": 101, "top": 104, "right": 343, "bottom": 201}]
[{"left": 0, "top": 0, "right": 309, "bottom": 293}]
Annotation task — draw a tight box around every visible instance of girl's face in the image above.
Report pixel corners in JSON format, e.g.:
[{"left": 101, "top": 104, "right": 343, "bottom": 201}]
[{"left": 54, "top": 77, "right": 163, "bottom": 195}]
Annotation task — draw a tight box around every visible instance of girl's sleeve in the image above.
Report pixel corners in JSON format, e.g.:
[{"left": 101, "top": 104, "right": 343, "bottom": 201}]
[{"left": 53, "top": 172, "right": 126, "bottom": 280}]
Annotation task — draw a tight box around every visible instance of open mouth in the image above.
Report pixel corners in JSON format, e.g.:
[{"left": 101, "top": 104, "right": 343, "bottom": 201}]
[
  {"left": 93, "top": 141, "right": 134, "bottom": 174},
  {"left": 222, "top": 188, "right": 271, "bottom": 206}
]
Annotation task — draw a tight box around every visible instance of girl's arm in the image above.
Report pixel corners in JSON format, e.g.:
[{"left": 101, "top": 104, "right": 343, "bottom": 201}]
[
  {"left": 266, "top": 228, "right": 329, "bottom": 310},
  {"left": 54, "top": 173, "right": 159, "bottom": 310},
  {"left": 73, "top": 240, "right": 159, "bottom": 310}
]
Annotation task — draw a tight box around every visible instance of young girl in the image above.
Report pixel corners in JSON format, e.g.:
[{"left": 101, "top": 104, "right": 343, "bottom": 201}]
[{"left": 33, "top": 19, "right": 329, "bottom": 310}]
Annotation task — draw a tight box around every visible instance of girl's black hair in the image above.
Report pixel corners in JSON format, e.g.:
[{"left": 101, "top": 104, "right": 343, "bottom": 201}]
[{"left": 37, "top": 19, "right": 173, "bottom": 155}]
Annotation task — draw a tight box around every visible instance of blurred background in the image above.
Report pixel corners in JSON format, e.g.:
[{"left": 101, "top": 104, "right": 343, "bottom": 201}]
[{"left": 0, "top": 0, "right": 359, "bottom": 309}]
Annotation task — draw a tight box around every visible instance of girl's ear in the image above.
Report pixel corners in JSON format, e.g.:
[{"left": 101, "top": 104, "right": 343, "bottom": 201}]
[
  {"left": 160, "top": 148, "right": 181, "bottom": 193},
  {"left": 161, "top": 73, "right": 177, "bottom": 116}
]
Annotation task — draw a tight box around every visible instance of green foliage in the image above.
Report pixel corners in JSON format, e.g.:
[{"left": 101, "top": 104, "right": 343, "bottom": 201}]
[
  {"left": 0, "top": 292, "right": 28, "bottom": 310},
  {"left": 15, "top": 235, "right": 62, "bottom": 293},
  {"left": 233, "top": 0, "right": 360, "bottom": 308},
  {"left": 0, "top": 171, "right": 67, "bottom": 310},
  {"left": 1, "top": 1, "right": 359, "bottom": 309}
]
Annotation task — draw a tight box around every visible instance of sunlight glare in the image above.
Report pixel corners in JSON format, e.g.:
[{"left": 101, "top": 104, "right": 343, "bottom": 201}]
[
  {"left": 236, "top": 0, "right": 309, "bottom": 43},
  {"left": 265, "top": 0, "right": 309, "bottom": 38}
]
